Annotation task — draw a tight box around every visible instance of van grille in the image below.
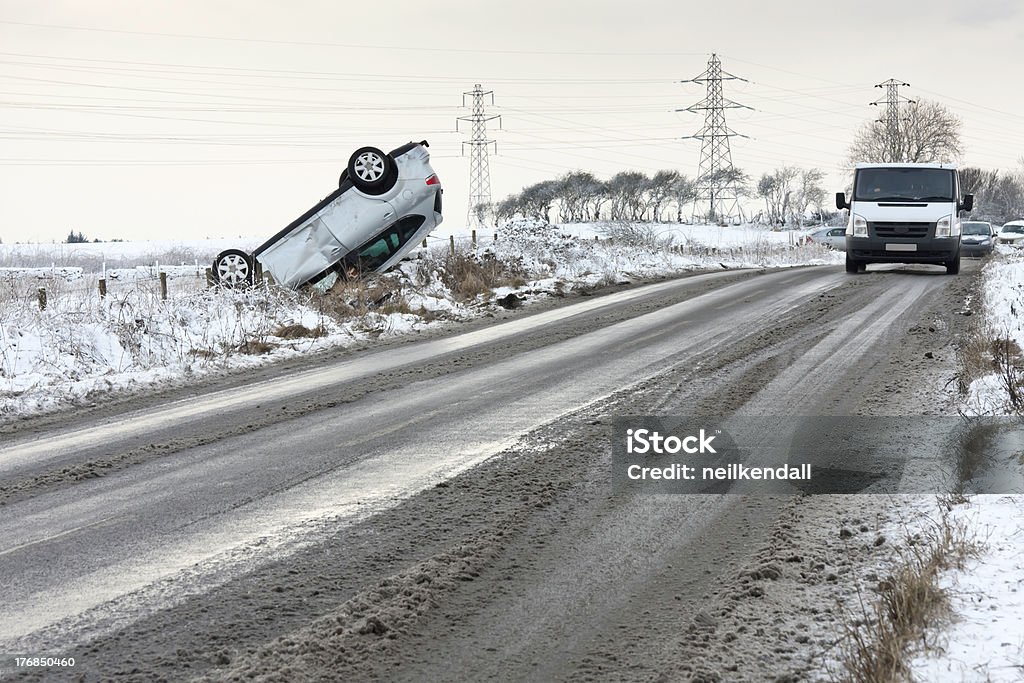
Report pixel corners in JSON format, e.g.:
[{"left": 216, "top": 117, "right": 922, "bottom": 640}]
[{"left": 871, "top": 221, "right": 932, "bottom": 238}]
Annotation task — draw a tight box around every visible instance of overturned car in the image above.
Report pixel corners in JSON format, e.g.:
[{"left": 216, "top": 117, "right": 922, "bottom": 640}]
[{"left": 213, "top": 141, "right": 443, "bottom": 289}]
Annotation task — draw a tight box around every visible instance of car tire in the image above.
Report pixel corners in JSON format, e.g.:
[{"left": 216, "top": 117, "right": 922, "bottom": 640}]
[
  {"left": 845, "top": 253, "right": 862, "bottom": 274},
  {"left": 213, "top": 249, "right": 254, "bottom": 287},
  {"left": 347, "top": 147, "right": 396, "bottom": 195},
  {"left": 946, "top": 256, "right": 960, "bottom": 275}
]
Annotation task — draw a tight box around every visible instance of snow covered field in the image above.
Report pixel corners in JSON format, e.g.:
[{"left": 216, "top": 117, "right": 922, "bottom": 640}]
[{"left": 0, "top": 222, "right": 837, "bottom": 419}]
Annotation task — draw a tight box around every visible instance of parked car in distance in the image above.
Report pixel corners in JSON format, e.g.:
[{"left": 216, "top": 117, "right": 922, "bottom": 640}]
[
  {"left": 960, "top": 221, "right": 995, "bottom": 257},
  {"left": 997, "top": 220, "right": 1024, "bottom": 247},
  {"left": 212, "top": 141, "right": 443, "bottom": 289},
  {"left": 806, "top": 227, "right": 847, "bottom": 250}
]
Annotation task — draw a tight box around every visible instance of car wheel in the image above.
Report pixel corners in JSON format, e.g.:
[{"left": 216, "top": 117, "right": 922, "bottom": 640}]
[
  {"left": 213, "top": 249, "right": 254, "bottom": 287},
  {"left": 845, "top": 253, "right": 861, "bottom": 274},
  {"left": 347, "top": 146, "right": 396, "bottom": 195},
  {"left": 946, "top": 257, "right": 960, "bottom": 275}
]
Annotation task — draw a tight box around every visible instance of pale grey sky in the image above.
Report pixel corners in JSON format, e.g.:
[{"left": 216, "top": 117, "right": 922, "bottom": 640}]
[{"left": 1, "top": 0, "right": 1022, "bottom": 243}]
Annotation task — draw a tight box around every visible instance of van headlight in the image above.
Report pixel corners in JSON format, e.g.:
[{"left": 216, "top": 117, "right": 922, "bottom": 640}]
[
  {"left": 846, "top": 213, "right": 868, "bottom": 237},
  {"left": 935, "top": 215, "right": 954, "bottom": 237}
]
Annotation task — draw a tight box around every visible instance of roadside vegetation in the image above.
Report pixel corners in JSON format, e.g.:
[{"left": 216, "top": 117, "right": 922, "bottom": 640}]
[
  {"left": 833, "top": 497, "right": 980, "bottom": 682},
  {"left": 955, "top": 250, "right": 1024, "bottom": 415}
]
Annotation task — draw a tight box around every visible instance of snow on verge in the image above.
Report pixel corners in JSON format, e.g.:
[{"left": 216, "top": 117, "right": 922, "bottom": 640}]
[{"left": 909, "top": 496, "right": 1024, "bottom": 682}]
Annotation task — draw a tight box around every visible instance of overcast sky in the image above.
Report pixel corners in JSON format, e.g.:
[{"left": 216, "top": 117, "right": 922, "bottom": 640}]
[{"left": 1, "top": 0, "right": 1022, "bottom": 244}]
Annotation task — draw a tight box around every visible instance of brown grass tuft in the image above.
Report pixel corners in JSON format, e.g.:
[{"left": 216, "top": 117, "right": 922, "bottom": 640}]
[{"left": 834, "top": 502, "right": 981, "bottom": 682}]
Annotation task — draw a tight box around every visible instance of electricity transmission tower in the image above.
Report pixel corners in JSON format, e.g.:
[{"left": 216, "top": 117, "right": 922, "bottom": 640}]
[
  {"left": 457, "top": 84, "right": 501, "bottom": 230},
  {"left": 870, "top": 79, "right": 914, "bottom": 163},
  {"left": 680, "top": 53, "right": 751, "bottom": 224}
]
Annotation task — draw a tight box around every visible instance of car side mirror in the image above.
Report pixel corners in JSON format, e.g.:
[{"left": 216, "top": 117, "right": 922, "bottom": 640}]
[
  {"left": 960, "top": 194, "right": 974, "bottom": 212},
  {"left": 835, "top": 192, "right": 848, "bottom": 210}
]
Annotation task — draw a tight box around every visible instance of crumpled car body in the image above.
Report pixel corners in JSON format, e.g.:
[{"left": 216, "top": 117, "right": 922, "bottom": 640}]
[{"left": 218, "top": 141, "right": 442, "bottom": 289}]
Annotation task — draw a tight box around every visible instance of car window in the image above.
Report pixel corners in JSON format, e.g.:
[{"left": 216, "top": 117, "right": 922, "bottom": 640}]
[
  {"left": 1004, "top": 225, "right": 1024, "bottom": 234},
  {"left": 962, "top": 223, "right": 990, "bottom": 235},
  {"left": 352, "top": 215, "right": 427, "bottom": 272},
  {"left": 828, "top": 228, "right": 845, "bottom": 236}
]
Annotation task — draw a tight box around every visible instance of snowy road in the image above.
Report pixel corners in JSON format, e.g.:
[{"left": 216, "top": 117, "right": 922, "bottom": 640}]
[{"left": 0, "top": 262, "right": 979, "bottom": 681}]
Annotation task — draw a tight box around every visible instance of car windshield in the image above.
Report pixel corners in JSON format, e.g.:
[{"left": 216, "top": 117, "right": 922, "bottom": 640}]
[
  {"left": 962, "top": 223, "right": 991, "bottom": 236},
  {"left": 1003, "top": 225, "right": 1024, "bottom": 234},
  {"left": 854, "top": 168, "right": 956, "bottom": 202}
]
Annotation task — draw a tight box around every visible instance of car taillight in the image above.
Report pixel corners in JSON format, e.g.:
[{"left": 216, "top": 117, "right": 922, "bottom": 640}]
[{"left": 426, "top": 174, "right": 440, "bottom": 186}]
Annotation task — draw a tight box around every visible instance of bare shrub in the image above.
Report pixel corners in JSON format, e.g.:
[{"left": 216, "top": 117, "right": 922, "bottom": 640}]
[
  {"left": 835, "top": 502, "right": 981, "bottom": 682},
  {"left": 434, "top": 248, "right": 529, "bottom": 302}
]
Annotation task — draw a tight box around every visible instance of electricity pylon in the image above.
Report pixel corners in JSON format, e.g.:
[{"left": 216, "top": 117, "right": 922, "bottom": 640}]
[
  {"left": 870, "top": 79, "right": 914, "bottom": 163},
  {"left": 680, "top": 53, "right": 751, "bottom": 224},
  {"left": 457, "top": 84, "right": 501, "bottom": 230}
]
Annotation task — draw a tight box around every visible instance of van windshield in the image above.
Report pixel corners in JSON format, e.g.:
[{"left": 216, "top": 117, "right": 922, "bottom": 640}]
[{"left": 854, "top": 168, "right": 955, "bottom": 202}]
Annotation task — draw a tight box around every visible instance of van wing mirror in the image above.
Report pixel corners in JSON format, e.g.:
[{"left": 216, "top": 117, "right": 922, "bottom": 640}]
[
  {"left": 960, "top": 194, "right": 974, "bottom": 212},
  {"left": 835, "top": 192, "right": 848, "bottom": 210}
]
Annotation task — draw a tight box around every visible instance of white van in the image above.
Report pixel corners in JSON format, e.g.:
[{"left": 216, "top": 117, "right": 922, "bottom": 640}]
[{"left": 835, "top": 163, "right": 974, "bottom": 275}]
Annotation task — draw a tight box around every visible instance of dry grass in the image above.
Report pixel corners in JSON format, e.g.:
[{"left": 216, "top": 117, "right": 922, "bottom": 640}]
[
  {"left": 834, "top": 502, "right": 981, "bottom": 682},
  {"left": 431, "top": 248, "right": 529, "bottom": 302},
  {"left": 274, "top": 323, "right": 327, "bottom": 339},
  {"left": 955, "top": 320, "right": 1024, "bottom": 413}
]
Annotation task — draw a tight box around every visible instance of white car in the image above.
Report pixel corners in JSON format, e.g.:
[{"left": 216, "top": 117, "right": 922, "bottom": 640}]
[
  {"left": 213, "top": 141, "right": 443, "bottom": 288},
  {"left": 806, "top": 227, "right": 847, "bottom": 250},
  {"left": 997, "top": 220, "right": 1024, "bottom": 247}
]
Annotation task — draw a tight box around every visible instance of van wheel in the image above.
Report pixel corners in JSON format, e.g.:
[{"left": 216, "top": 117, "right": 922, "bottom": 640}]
[
  {"left": 845, "top": 254, "right": 862, "bottom": 274},
  {"left": 946, "top": 257, "right": 960, "bottom": 275}
]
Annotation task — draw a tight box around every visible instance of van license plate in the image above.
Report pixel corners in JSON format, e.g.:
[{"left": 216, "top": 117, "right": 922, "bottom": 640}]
[{"left": 885, "top": 243, "right": 917, "bottom": 252}]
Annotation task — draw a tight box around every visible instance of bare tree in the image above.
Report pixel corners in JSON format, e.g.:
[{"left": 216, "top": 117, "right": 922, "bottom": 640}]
[
  {"left": 670, "top": 174, "right": 696, "bottom": 223},
  {"left": 554, "top": 171, "right": 604, "bottom": 222},
  {"left": 495, "top": 193, "right": 528, "bottom": 220},
  {"left": 756, "top": 167, "right": 799, "bottom": 225},
  {"left": 644, "top": 170, "right": 680, "bottom": 221},
  {"left": 518, "top": 180, "right": 559, "bottom": 222},
  {"left": 606, "top": 171, "right": 648, "bottom": 221},
  {"left": 846, "top": 98, "right": 962, "bottom": 166},
  {"left": 959, "top": 166, "right": 1024, "bottom": 224},
  {"left": 792, "top": 168, "right": 826, "bottom": 226}
]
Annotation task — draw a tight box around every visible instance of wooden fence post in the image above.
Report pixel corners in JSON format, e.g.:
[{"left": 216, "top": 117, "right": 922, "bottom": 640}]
[
  {"left": 159, "top": 272, "right": 168, "bottom": 300},
  {"left": 422, "top": 238, "right": 428, "bottom": 248},
  {"left": 471, "top": 229, "right": 477, "bottom": 248},
  {"left": 37, "top": 287, "right": 46, "bottom": 310},
  {"left": 449, "top": 235, "right": 455, "bottom": 255},
  {"left": 99, "top": 278, "right": 107, "bottom": 298}
]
